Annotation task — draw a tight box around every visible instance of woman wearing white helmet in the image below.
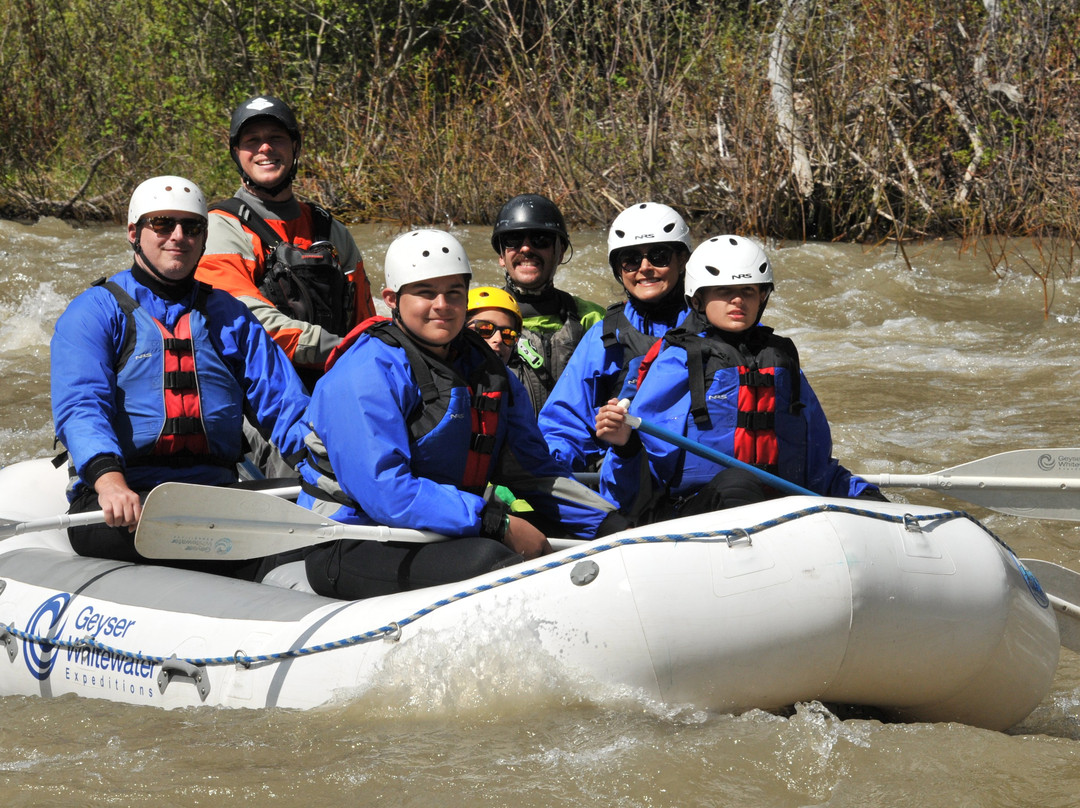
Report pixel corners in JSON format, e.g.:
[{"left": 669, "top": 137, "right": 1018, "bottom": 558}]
[
  {"left": 593, "top": 235, "right": 884, "bottom": 528},
  {"left": 50, "top": 176, "right": 311, "bottom": 569},
  {"left": 538, "top": 202, "right": 693, "bottom": 473},
  {"left": 290, "top": 230, "right": 615, "bottom": 600}
]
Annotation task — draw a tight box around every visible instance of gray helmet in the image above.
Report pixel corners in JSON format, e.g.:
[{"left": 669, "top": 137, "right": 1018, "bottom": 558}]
[
  {"left": 228, "top": 95, "right": 301, "bottom": 195},
  {"left": 490, "top": 194, "right": 570, "bottom": 253}
]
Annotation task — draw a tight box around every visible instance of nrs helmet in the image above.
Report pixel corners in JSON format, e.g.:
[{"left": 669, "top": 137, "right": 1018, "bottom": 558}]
[
  {"left": 490, "top": 193, "right": 570, "bottom": 253},
  {"left": 127, "top": 175, "right": 207, "bottom": 225},
  {"left": 607, "top": 202, "right": 692, "bottom": 278},
  {"left": 228, "top": 95, "right": 302, "bottom": 195},
  {"left": 684, "top": 235, "right": 774, "bottom": 323},
  {"left": 467, "top": 286, "right": 523, "bottom": 329},
  {"left": 383, "top": 229, "right": 472, "bottom": 293}
]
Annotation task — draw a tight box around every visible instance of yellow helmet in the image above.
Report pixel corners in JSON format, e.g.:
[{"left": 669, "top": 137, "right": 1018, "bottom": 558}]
[{"left": 467, "top": 286, "right": 523, "bottom": 327}]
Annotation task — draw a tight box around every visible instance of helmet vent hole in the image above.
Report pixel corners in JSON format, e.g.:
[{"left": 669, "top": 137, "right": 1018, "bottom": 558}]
[
  {"left": 663, "top": 223, "right": 674, "bottom": 233},
  {"left": 614, "top": 229, "right": 625, "bottom": 238},
  {"left": 758, "top": 263, "right": 768, "bottom": 274},
  {"left": 442, "top": 247, "right": 450, "bottom": 254},
  {"left": 727, "top": 237, "right": 739, "bottom": 245},
  {"left": 705, "top": 266, "right": 720, "bottom": 276},
  {"left": 421, "top": 250, "right": 430, "bottom": 257}
]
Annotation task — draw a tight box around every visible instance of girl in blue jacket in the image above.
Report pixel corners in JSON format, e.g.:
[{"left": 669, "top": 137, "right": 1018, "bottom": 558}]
[
  {"left": 594, "top": 235, "right": 884, "bottom": 525},
  {"left": 538, "top": 203, "right": 693, "bottom": 473}
]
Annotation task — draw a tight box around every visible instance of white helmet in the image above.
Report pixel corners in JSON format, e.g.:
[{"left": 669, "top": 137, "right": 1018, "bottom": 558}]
[
  {"left": 607, "top": 202, "right": 692, "bottom": 276},
  {"left": 127, "top": 176, "right": 207, "bottom": 225},
  {"left": 383, "top": 229, "right": 472, "bottom": 293},
  {"left": 684, "top": 235, "right": 772, "bottom": 301}
]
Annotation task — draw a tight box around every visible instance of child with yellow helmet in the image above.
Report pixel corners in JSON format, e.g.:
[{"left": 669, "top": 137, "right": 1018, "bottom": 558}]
[{"left": 466, "top": 286, "right": 522, "bottom": 364}]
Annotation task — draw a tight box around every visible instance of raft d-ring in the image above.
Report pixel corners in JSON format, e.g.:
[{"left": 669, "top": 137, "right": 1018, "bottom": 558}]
[
  {"left": 0, "top": 625, "right": 15, "bottom": 663},
  {"left": 903, "top": 513, "right": 924, "bottom": 533},
  {"left": 234, "top": 649, "right": 251, "bottom": 669},
  {"left": 383, "top": 622, "right": 402, "bottom": 643},
  {"left": 726, "top": 528, "right": 753, "bottom": 547}
]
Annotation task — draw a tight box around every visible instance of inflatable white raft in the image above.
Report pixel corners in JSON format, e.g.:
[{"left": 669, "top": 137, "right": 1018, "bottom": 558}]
[{"left": 0, "top": 457, "right": 1061, "bottom": 730}]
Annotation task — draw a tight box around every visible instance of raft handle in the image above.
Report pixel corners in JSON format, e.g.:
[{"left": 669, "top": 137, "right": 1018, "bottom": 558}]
[
  {"left": 726, "top": 528, "right": 753, "bottom": 547},
  {"left": 157, "top": 655, "right": 211, "bottom": 702}
]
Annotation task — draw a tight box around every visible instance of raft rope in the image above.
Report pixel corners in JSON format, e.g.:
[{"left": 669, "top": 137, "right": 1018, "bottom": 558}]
[{"left": 1, "top": 504, "right": 1014, "bottom": 671}]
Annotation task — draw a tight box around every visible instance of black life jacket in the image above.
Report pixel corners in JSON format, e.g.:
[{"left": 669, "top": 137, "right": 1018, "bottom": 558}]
[
  {"left": 209, "top": 198, "right": 354, "bottom": 336},
  {"left": 596, "top": 302, "right": 663, "bottom": 405},
  {"left": 510, "top": 288, "right": 587, "bottom": 414}
]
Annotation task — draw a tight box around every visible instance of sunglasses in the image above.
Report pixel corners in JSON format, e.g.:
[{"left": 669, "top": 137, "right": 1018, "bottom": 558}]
[
  {"left": 500, "top": 231, "right": 556, "bottom": 251},
  {"left": 617, "top": 245, "right": 676, "bottom": 272},
  {"left": 139, "top": 216, "right": 208, "bottom": 237},
  {"left": 468, "top": 319, "right": 520, "bottom": 346}
]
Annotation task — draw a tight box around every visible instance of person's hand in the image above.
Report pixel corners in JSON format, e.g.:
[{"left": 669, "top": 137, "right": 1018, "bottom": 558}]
[
  {"left": 595, "top": 398, "right": 632, "bottom": 446},
  {"left": 94, "top": 471, "right": 142, "bottom": 531},
  {"left": 502, "top": 515, "right": 551, "bottom": 559}
]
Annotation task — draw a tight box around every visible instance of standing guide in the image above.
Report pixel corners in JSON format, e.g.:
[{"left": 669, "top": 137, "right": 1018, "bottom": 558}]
[
  {"left": 196, "top": 95, "right": 376, "bottom": 391},
  {"left": 50, "top": 176, "right": 310, "bottom": 573},
  {"left": 288, "top": 230, "right": 615, "bottom": 600},
  {"left": 492, "top": 194, "right": 606, "bottom": 415},
  {"left": 539, "top": 202, "right": 693, "bottom": 473},
  {"left": 594, "top": 235, "right": 886, "bottom": 527}
]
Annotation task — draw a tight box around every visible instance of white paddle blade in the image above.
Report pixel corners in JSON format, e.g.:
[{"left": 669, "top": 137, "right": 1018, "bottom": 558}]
[
  {"left": 135, "top": 482, "right": 447, "bottom": 561},
  {"left": 861, "top": 448, "right": 1080, "bottom": 521},
  {"left": 1020, "top": 559, "right": 1080, "bottom": 653}
]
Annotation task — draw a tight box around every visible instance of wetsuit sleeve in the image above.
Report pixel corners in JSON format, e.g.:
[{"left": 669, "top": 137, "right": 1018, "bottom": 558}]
[
  {"left": 203, "top": 292, "right": 311, "bottom": 463},
  {"left": 574, "top": 296, "right": 607, "bottom": 329},
  {"left": 196, "top": 210, "right": 341, "bottom": 371},
  {"left": 304, "top": 345, "right": 494, "bottom": 536},
  {"left": 537, "top": 324, "right": 609, "bottom": 472},
  {"left": 50, "top": 287, "right": 129, "bottom": 479},
  {"left": 799, "top": 374, "right": 881, "bottom": 498},
  {"left": 492, "top": 373, "right": 615, "bottom": 539}
]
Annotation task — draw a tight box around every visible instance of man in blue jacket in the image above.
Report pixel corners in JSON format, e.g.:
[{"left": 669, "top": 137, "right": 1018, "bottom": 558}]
[
  {"left": 51, "top": 175, "right": 310, "bottom": 567},
  {"left": 292, "top": 229, "right": 615, "bottom": 599}
]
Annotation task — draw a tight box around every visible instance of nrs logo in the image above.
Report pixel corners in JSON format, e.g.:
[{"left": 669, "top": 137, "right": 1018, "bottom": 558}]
[{"left": 24, "top": 593, "right": 71, "bottom": 681}]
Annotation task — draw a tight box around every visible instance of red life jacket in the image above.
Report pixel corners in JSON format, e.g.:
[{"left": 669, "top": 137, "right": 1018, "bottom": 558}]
[{"left": 152, "top": 314, "right": 210, "bottom": 457}]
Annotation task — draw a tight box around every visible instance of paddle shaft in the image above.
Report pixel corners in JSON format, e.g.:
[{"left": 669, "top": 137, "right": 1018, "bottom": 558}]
[{"left": 622, "top": 411, "right": 818, "bottom": 498}]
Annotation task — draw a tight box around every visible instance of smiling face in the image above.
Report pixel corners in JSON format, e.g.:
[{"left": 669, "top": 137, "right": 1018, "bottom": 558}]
[
  {"left": 128, "top": 209, "right": 207, "bottom": 282},
  {"left": 382, "top": 274, "right": 469, "bottom": 356},
  {"left": 467, "top": 307, "right": 520, "bottom": 363},
  {"left": 233, "top": 120, "right": 297, "bottom": 198},
  {"left": 694, "top": 284, "right": 764, "bottom": 332},
  {"left": 497, "top": 231, "right": 565, "bottom": 291},
  {"left": 614, "top": 244, "right": 687, "bottom": 304}
]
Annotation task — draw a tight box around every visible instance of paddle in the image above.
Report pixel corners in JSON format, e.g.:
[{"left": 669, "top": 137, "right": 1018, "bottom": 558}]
[
  {"left": 616, "top": 400, "right": 1080, "bottom": 521},
  {"left": 134, "top": 482, "right": 449, "bottom": 561},
  {"left": 860, "top": 449, "right": 1080, "bottom": 522},
  {"left": 616, "top": 401, "right": 818, "bottom": 497},
  {"left": 1019, "top": 559, "right": 1080, "bottom": 653},
  {"left": 0, "top": 510, "right": 110, "bottom": 540}
]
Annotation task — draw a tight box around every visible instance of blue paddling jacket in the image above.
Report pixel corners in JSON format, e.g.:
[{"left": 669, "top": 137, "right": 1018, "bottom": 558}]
[
  {"left": 292, "top": 321, "right": 614, "bottom": 538},
  {"left": 539, "top": 297, "right": 690, "bottom": 473},
  {"left": 51, "top": 267, "right": 310, "bottom": 499},
  {"left": 600, "top": 317, "right": 877, "bottom": 509}
]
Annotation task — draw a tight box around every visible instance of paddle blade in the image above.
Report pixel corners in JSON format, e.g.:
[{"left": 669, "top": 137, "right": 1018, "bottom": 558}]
[
  {"left": 862, "top": 448, "right": 1080, "bottom": 521},
  {"left": 135, "top": 482, "right": 338, "bottom": 561}
]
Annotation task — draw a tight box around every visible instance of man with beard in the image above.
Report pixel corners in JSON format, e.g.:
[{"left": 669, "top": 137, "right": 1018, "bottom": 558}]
[{"left": 491, "top": 194, "right": 606, "bottom": 415}]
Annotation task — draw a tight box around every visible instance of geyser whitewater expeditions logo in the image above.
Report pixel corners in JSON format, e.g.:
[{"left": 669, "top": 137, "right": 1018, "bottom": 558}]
[
  {"left": 1037, "top": 453, "right": 1080, "bottom": 472},
  {"left": 23, "top": 592, "right": 70, "bottom": 680}
]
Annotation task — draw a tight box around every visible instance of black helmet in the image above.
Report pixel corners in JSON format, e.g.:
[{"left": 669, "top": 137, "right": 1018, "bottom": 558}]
[
  {"left": 228, "top": 95, "right": 301, "bottom": 195},
  {"left": 229, "top": 96, "right": 302, "bottom": 149},
  {"left": 490, "top": 193, "right": 570, "bottom": 253}
]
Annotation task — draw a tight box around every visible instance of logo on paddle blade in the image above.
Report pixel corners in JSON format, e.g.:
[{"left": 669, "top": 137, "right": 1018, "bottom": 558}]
[{"left": 24, "top": 593, "right": 70, "bottom": 680}]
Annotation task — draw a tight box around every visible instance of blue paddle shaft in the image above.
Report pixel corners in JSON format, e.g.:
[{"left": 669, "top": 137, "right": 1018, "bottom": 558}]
[{"left": 624, "top": 412, "right": 819, "bottom": 498}]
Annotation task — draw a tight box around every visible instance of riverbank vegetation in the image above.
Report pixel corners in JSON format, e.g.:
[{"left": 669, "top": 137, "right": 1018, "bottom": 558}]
[{"left": 5, "top": 0, "right": 1078, "bottom": 261}]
